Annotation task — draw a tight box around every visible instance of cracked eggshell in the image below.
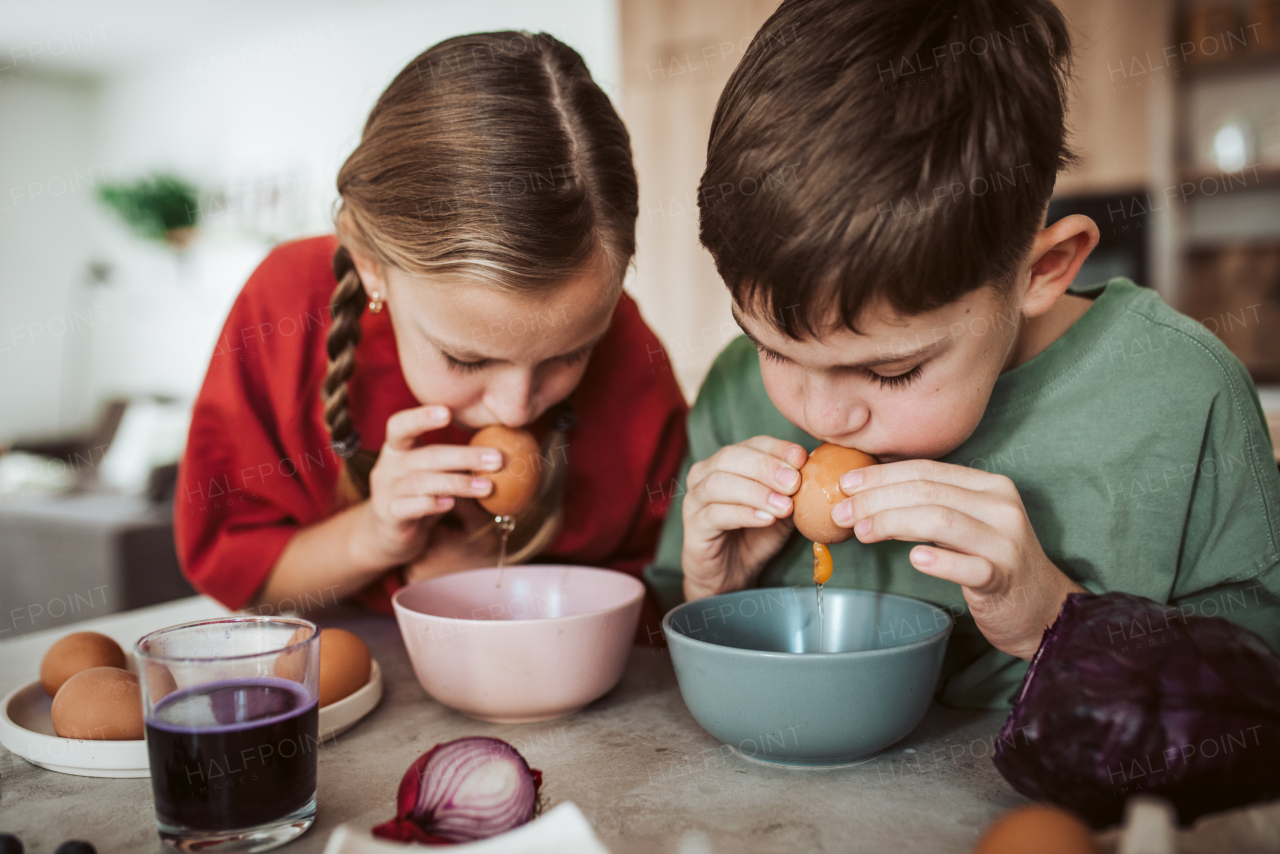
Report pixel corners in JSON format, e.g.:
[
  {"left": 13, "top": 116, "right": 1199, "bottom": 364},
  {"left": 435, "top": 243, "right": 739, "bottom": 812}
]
[{"left": 793, "top": 443, "right": 877, "bottom": 544}]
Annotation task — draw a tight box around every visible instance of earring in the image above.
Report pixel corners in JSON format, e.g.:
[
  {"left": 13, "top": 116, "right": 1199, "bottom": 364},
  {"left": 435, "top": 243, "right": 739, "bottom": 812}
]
[{"left": 368, "top": 290, "right": 384, "bottom": 314}]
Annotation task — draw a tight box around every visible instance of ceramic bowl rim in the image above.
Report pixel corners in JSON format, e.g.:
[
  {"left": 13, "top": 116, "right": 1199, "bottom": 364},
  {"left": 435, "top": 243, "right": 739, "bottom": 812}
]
[
  {"left": 392, "top": 564, "right": 645, "bottom": 628},
  {"left": 662, "top": 587, "right": 954, "bottom": 661}
]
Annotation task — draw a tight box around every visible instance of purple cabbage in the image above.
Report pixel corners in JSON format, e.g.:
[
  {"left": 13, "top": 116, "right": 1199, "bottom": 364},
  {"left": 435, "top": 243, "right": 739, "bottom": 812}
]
[{"left": 993, "top": 592, "right": 1280, "bottom": 828}]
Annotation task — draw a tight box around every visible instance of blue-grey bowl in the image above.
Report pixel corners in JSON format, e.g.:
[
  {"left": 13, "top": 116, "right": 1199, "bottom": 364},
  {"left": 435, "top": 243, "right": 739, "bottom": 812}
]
[{"left": 663, "top": 586, "right": 953, "bottom": 767}]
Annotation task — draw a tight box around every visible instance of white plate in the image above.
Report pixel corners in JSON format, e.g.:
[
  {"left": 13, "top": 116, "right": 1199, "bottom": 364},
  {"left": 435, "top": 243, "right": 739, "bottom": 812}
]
[
  {"left": 320, "top": 658, "right": 383, "bottom": 742},
  {"left": 0, "top": 659, "right": 382, "bottom": 778},
  {"left": 0, "top": 679, "right": 150, "bottom": 777}
]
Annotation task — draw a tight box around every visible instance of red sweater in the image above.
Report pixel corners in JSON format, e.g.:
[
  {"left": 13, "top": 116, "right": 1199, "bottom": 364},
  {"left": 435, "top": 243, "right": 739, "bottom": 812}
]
[{"left": 174, "top": 235, "right": 688, "bottom": 637}]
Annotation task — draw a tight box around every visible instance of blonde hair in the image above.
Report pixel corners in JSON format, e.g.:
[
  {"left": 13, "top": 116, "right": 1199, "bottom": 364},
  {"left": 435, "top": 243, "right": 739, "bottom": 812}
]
[{"left": 323, "top": 31, "right": 638, "bottom": 563}]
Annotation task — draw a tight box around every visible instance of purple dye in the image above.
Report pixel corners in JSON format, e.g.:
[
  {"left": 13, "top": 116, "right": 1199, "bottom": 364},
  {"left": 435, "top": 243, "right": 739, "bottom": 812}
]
[{"left": 146, "top": 676, "right": 318, "bottom": 831}]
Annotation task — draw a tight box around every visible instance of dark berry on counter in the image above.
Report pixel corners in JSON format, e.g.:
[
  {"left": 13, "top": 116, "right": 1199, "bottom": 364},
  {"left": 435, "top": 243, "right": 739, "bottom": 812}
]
[
  {"left": 54, "top": 843, "right": 95, "bottom": 854},
  {"left": 0, "top": 834, "right": 22, "bottom": 854}
]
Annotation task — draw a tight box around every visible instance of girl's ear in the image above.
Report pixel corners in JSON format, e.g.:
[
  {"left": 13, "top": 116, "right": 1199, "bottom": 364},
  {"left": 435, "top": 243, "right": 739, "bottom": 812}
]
[
  {"left": 347, "top": 245, "right": 386, "bottom": 294},
  {"left": 1020, "top": 214, "right": 1101, "bottom": 318}
]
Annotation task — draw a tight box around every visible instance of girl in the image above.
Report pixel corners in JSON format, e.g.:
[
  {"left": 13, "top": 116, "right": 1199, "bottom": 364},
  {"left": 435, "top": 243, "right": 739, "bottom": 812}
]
[{"left": 175, "top": 31, "right": 688, "bottom": 633}]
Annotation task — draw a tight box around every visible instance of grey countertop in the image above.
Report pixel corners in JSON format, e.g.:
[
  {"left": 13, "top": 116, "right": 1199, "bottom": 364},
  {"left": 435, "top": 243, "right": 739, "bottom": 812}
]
[{"left": 1, "top": 597, "right": 1277, "bottom": 853}]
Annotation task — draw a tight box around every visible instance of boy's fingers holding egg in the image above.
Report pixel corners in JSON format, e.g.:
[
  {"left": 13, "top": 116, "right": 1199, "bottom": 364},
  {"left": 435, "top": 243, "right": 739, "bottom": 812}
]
[
  {"left": 839, "top": 458, "right": 990, "bottom": 496},
  {"left": 692, "top": 500, "right": 784, "bottom": 535},
  {"left": 707, "top": 441, "right": 803, "bottom": 494},
  {"left": 852, "top": 503, "right": 998, "bottom": 559},
  {"left": 833, "top": 479, "right": 1007, "bottom": 531},
  {"left": 909, "top": 545, "right": 997, "bottom": 590},
  {"left": 697, "top": 470, "right": 793, "bottom": 518},
  {"left": 741, "top": 435, "right": 807, "bottom": 470}
]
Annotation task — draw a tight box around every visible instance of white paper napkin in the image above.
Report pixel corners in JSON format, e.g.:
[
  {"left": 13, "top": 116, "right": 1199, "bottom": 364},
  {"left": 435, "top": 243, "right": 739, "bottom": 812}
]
[{"left": 321, "top": 802, "right": 612, "bottom": 854}]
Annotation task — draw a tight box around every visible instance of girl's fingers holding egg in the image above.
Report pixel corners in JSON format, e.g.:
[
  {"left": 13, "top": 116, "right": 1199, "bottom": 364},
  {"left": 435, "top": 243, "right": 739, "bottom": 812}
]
[
  {"left": 383, "top": 405, "right": 451, "bottom": 452},
  {"left": 400, "top": 444, "right": 503, "bottom": 474},
  {"left": 397, "top": 471, "right": 493, "bottom": 501},
  {"left": 388, "top": 494, "right": 455, "bottom": 521}
]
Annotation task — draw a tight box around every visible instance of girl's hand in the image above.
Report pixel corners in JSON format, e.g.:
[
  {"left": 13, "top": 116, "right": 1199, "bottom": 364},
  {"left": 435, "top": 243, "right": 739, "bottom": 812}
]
[
  {"left": 833, "top": 460, "right": 1086, "bottom": 660},
  {"left": 681, "top": 437, "right": 808, "bottom": 602},
  {"left": 353, "top": 405, "right": 501, "bottom": 568},
  {"left": 402, "top": 499, "right": 501, "bottom": 585}
]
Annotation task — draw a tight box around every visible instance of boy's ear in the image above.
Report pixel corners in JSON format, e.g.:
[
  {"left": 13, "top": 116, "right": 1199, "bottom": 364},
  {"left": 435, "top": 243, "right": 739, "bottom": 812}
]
[{"left": 1020, "top": 214, "right": 1101, "bottom": 318}]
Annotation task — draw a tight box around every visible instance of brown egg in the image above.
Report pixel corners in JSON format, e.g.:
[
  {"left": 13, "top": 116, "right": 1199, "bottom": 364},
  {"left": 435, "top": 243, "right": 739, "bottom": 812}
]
[
  {"left": 793, "top": 443, "right": 877, "bottom": 544},
  {"left": 272, "top": 626, "right": 314, "bottom": 684},
  {"left": 50, "top": 667, "right": 144, "bottom": 740},
  {"left": 318, "top": 628, "right": 371, "bottom": 707},
  {"left": 40, "top": 631, "right": 127, "bottom": 697},
  {"left": 470, "top": 425, "right": 542, "bottom": 517},
  {"left": 972, "top": 805, "right": 1099, "bottom": 854},
  {"left": 143, "top": 661, "right": 180, "bottom": 705}
]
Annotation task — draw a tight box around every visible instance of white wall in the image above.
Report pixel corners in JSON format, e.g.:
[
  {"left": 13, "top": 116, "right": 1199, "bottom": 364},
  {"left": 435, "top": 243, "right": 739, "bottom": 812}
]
[
  {"left": 0, "top": 73, "right": 103, "bottom": 438},
  {"left": 0, "top": 0, "right": 621, "bottom": 441}
]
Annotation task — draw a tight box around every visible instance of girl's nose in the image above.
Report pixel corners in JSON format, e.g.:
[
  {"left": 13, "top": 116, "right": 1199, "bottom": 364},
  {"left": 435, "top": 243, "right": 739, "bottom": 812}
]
[{"left": 485, "top": 369, "right": 537, "bottom": 427}]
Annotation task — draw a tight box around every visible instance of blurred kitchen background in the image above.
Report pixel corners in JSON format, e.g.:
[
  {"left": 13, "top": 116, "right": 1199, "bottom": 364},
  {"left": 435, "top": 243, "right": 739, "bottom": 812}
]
[{"left": 1, "top": 0, "right": 1278, "bottom": 636}]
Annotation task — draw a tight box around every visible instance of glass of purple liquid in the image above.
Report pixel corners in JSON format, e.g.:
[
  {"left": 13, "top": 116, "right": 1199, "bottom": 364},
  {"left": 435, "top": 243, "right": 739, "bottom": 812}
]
[{"left": 135, "top": 617, "right": 320, "bottom": 853}]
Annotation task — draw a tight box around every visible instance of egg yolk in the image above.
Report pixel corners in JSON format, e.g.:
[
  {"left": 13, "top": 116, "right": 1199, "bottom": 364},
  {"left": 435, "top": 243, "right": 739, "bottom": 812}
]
[{"left": 812, "top": 542, "right": 833, "bottom": 585}]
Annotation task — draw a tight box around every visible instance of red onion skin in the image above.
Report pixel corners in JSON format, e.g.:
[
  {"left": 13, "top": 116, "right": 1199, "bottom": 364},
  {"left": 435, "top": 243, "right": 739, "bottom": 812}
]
[{"left": 372, "top": 738, "right": 543, "bottom": 845}]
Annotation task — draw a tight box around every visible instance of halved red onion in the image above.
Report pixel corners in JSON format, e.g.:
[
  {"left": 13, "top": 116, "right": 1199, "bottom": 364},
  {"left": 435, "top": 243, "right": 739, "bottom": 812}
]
[{"left": 372, "top": 737, "right": 543, "bottom": 845}]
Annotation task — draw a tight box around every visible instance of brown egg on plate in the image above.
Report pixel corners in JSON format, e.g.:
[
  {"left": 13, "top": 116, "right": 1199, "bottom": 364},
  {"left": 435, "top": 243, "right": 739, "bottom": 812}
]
[
  {"left": 272, "top": 626, "right": 315, "bottom": 684},
  {"left": 470, "top": 425, "right": 542, "bottom": 517},
  {"left": 793, "top": 443, "right": 877, "bottom": 544},
  {"left": 143, "top": 661, "right": 180, "bottom": 705},
  {"left": 50, "top": 666, "right": 144, "bottom": 740},
  {"left": 972, "top": 805, "right": 1099, "bottom": 854},
  {"left": 40, "top": 631, "right": 127, "bottom": 697},
  {"left": 318, "top": 628, "right": 372, "bottom": 707}
]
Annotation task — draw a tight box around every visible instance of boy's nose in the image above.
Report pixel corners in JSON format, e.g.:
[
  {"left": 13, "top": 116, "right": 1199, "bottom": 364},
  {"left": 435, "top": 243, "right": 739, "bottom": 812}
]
[{"left": 802, "top": 386, "right": 867, "bottom": 440}]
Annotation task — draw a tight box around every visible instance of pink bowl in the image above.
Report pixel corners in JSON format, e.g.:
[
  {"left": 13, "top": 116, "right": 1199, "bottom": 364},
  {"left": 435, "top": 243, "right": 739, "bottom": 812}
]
[{"left": 392, "top": 565, "right": 644, "bottom": 723}]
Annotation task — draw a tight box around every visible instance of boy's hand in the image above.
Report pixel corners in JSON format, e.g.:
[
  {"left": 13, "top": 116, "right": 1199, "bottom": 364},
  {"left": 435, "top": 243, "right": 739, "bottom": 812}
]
[
  {"left": 833, "top": 460, "right": 1085, "bottom": 660},
  {"left": 681, "top": 437, "right": 808, "bottom": 602}
]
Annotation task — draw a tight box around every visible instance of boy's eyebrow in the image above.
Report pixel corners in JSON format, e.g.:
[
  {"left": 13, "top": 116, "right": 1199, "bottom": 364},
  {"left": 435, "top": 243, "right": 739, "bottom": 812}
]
[{"left": 732, "top": 306, "right": 944, "bottom": 370}]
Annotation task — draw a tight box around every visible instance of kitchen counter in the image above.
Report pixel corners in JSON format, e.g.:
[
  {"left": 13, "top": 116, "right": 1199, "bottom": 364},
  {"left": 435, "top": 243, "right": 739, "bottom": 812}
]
[{"left": 1, "top": 597, "right": 1277, "bottom": 853}]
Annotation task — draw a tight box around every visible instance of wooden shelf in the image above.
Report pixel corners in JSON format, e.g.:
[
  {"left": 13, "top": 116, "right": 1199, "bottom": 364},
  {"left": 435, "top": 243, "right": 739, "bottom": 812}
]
[
  {"left": 1182, "top": 50, "right": 1280, "bottom": 78},
  {"left": 1176, "top": 165, "right": 1280, "bottom": 188}
]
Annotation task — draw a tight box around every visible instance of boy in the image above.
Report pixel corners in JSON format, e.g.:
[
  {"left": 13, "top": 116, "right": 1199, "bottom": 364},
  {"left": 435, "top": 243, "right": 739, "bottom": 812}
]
[{"left": 644, "top": 0, "right": 1280, "bottom": 708}]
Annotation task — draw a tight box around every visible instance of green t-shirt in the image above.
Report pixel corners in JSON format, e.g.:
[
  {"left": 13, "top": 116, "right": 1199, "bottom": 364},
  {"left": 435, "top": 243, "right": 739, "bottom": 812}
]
[{"left": 645, "top": 278, "right": 1280, "bottom": 709}]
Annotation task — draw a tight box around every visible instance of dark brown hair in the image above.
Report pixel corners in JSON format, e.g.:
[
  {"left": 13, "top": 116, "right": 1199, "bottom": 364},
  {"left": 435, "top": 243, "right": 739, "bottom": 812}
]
[
  {"left": 324, "top": 31, "right": 637, "bottom": 561},
  {"left": 698, "top": 0, "right": 1077, "bottom": 338}
]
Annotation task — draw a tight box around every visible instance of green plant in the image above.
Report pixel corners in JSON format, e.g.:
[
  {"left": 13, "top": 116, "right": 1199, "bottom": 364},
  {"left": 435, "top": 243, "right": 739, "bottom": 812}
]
[{"left": 97, "top": 174, "right": 200, "bottom": 243}]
